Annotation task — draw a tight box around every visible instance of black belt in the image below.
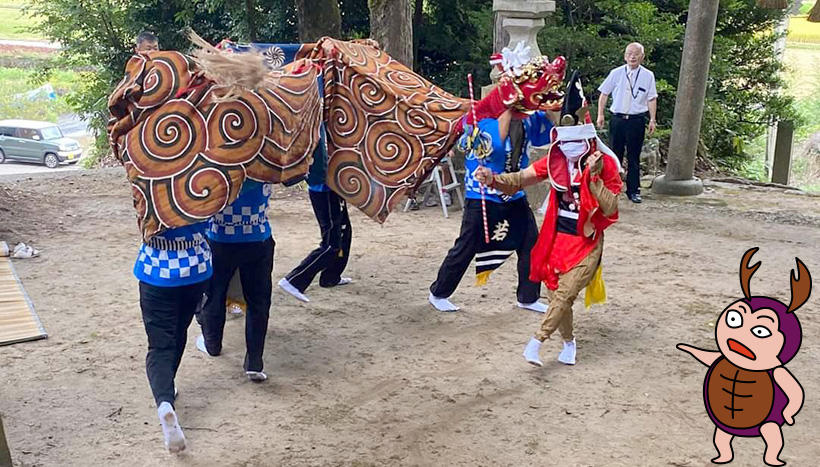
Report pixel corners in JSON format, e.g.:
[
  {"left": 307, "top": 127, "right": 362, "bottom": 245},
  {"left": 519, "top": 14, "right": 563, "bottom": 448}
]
[{"left": 613, "top": 112, "right": 647, "bottom": 120}]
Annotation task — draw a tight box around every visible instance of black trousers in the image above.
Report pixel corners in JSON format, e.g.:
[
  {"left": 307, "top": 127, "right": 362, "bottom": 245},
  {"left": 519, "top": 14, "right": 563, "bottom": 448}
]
[
  {"left": 200, "top": 237, "right": 274, "bottom": 372},
  {"left": 285, "top": 190, "right": 352, "bottom": 292},
  {"left": 609, "top": 114, "right": 647, "bottom": 196},
  {"left": 430, "top": 197, "right": 541, "bottom": 303},
  {"left": 140, "top": 280, "right": 207, "bottom": 407}
]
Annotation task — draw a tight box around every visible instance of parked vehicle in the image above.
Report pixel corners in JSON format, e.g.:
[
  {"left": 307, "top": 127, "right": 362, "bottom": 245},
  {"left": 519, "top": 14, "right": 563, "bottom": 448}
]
[{"left": 0, "top": 119, "right": 83, "bottom": 168}]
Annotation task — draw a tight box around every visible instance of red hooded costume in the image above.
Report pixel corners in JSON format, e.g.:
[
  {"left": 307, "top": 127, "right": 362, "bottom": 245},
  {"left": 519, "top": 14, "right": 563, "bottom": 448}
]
[{"left": 529, "top": 126, "right": 622, "bottom": 290}]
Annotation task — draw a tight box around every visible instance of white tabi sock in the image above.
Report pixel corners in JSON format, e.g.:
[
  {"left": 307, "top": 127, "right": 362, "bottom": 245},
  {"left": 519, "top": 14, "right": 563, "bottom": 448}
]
[
  {"left": 517, "top": 300, "right": 548, "bottom": 313},
  {"left": 195, "top": 334, "right": 208, "bottom": 354},
  {"left": 246, "top": 371, "right": 268, "bottom": 382},
  {"left": 428, "top": 292, "right": 459, "bottom": 312},
  {"left": 523, "top": 337, "right": 543, "bottom": 367},
  {"left": 558, "top": 338, "right": 576, "bottom": 365},
  {"left": 278, "top": 278, "right": 310, "bottom": 302},
  {"left": 157, "top": 401, "right": 186, "bottom": 453}
]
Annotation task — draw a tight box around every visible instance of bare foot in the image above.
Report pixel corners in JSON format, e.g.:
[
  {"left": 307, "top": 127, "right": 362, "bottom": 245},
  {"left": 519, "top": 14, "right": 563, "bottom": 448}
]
[
  {"left": 761, "top": 422, "right": 785, "bottom": 466},
  {"left": 763, "top": 456, "right": 786, "bottom": 466},
  {"left": 712, "top": 427, "right": 733, "bottom": 464}
]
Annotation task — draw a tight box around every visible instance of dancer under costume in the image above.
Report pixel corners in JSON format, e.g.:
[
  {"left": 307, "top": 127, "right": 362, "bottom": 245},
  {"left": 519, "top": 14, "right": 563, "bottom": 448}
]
[
  {"left": 428, "top": 42, "right": 567, "bottom": 313},
  {"left": 196, "top": 180, "right": 274, "bottom": 382},
  {"left": 134, "top": 223, "right": 212, "bottom": 452},
  {"left": 279, "top": 124, "right": 353, "bottom": 303},
  {"left": 475, "top": 71, "right": 622, "bottom": 366}
]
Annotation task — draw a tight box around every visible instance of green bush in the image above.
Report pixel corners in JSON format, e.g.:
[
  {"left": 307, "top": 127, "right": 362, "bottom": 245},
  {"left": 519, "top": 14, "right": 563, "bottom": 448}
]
[
  {"left": 536, "top": 0, "right": 800, "bottom": 171},
  {"left": 0, "top": 66, "right": 80, "bottom": 123}
]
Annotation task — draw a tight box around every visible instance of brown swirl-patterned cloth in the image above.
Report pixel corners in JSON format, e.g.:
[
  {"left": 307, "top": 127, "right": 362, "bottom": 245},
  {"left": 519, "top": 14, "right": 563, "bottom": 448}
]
[
  {"left": 300, "top": 38, "right": 469, "bottom": 222},
  {"left": 108, "top": 50, "right": 322, "bottom": 241},
  {"left": 109, "top": 38, "right": 469, "bottom": 240}
]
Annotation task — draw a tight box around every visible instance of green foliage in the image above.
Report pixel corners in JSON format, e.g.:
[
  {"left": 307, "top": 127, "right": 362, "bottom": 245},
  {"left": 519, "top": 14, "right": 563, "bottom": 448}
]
[
  {"left": 416, "top": 0, "right": 494, "bottom": 97},
  {"left": 24, "top": 0, "right": 370, "bottom": 162},
  {"left": 540, "top": 0, "right": 797, "bottom": 168},
  {"left": 27, "top": 0, "right": 242, "bottom": 160},
  {"left": 21, "top": 0, "right": 803, "bottom": 173},
  {"left": 0, "top": 66, "right": 79, "bottom": 122},
  {"left": 339, "top": 0, "right": 370, "bottom": 39}
]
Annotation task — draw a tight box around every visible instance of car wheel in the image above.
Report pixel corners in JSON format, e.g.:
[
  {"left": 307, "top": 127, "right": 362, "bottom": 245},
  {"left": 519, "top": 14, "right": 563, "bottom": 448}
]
[
  {"left": 0, "top": 149, "right": 5, "bottom": 164},
  {"left": 44, "top": 153, "right": 59, "bottom": 169}
]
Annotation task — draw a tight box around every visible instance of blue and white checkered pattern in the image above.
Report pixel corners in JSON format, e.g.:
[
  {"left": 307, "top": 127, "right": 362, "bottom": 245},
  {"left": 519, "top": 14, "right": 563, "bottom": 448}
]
[
  {"left": 207, "top": 180, "right": 273, "bottom": 243},
  {"left": 133, "top": 224, "right": 213, "bottom": 287}
]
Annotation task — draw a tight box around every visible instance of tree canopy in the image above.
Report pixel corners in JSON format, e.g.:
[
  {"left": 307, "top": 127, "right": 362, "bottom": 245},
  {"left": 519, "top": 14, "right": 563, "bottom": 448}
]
[{"left": 28, "top": 0, "right": 799, "bottom": 169}]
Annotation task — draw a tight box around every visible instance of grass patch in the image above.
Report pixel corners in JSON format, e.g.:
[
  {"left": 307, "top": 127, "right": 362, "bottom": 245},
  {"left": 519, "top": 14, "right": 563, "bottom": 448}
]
[
  {"left": 782, "top": 43, "right": 820, "bottom": 101},
  {"left": 0, "top": 66, "right": 83, "bottom": 123},
  {"left": 799, "top": 0, "right": 813, "bottom": 15},
  {"left": 740, "top": 39, "right": 820, "bottom": 192},
  {"left": 787, "top": 16, "right": 820, "bottom": 44},
  {"left": 0, "top": 2, "right": 41, "bottom": 41}
]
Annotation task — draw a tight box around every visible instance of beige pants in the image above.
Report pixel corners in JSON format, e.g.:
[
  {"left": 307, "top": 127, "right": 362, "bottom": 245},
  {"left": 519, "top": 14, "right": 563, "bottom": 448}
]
[{"left": 535, "top": 240, "right": 603, "bottom": 342}]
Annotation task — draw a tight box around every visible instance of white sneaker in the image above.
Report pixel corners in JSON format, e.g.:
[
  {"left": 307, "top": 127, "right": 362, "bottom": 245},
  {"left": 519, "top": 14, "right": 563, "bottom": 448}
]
[
  {"left": 517, "top": 300, "right": 548, "bottom": 313},
  {"left": 523, "top": 337, "right": 543, "bottom": 367},
  {"left": 158, "top": 402, "right": 186, "bottom": 453},
  {"left": 337, "top": 277, "right": 353, "bottom": 286},
  {"left": 278, "top": 278, "right": 310, "bottom": 302},
  {"left": 246, "top": 371, "right": 268, "bottom": 382},
  {"left": 428, "top": 292, "right": 459, "bottom": 312},
  {"left": 558, "top": 339, "right": 576, "bottom": 365}
]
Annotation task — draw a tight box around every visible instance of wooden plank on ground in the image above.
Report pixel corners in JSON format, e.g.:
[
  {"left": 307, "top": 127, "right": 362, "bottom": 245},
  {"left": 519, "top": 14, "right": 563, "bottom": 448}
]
[{"left": 0, "top": 256, "right": 46, "bottom": 346}]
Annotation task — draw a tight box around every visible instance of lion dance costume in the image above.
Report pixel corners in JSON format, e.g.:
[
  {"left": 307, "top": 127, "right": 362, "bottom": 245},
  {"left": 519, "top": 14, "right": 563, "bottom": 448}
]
[
  {"left": 107, "top": 35, "right": 471, "bottom": 453},
  {"left": 428, "top": 42, "right": 567, "bottom": 313}
]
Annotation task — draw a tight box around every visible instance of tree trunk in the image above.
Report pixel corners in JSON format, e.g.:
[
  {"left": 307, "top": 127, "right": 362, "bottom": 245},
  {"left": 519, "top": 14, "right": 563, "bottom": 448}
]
[
  {"left": 368, "top": 0, "right": 413, "bottom": 67},
  {"left": 245, "top": 0, "right": 258, "bottom": 42},
  {"left": 653, "top": 0, "right": 721, "bottom": 197},
  {"left": 809, "top": 0, "right": 820, "bottom": 22},
  {"left": 295, "top": 0, "right": 342, "bottom": 42}
]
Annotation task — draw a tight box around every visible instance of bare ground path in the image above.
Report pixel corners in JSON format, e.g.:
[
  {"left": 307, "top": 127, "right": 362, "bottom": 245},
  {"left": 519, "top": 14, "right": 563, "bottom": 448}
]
[{"left": 1, "top": 168, "right": 819, "bottom": 466}]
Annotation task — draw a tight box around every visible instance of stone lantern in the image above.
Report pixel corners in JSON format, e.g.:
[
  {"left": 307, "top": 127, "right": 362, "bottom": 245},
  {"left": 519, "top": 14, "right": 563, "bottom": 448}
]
[{"left": 487, "top": 0, "right": 556, "bottom": 213}]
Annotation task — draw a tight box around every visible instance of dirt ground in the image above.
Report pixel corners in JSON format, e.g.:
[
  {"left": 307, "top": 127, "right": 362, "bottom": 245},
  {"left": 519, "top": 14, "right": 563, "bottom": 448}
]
[{"left": 1, "top": 167, "right": 819, "bottom": 467}]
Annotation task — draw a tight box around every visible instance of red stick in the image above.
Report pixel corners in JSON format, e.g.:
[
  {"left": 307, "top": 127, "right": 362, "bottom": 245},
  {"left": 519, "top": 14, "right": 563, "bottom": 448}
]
[{"left": 467, "top": 73, "right": 490, "bottom": 244}]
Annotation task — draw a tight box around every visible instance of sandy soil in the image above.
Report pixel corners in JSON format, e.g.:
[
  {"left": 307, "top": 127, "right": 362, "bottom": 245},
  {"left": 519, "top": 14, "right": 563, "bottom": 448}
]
[{"left": 1, "top": 168, "right": 819, "bottom": 467}]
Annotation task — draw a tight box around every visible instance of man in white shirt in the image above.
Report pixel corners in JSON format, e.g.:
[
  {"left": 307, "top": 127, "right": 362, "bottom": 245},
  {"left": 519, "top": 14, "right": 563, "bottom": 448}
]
[{"left": 596, "top": 42, "right": 657, "bottom": 203}]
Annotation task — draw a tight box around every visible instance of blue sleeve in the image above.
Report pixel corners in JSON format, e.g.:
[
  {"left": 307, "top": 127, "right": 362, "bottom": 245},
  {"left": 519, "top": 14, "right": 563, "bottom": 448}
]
[{"left": 527, "top": 111, "right": 553, "bottom": 147}]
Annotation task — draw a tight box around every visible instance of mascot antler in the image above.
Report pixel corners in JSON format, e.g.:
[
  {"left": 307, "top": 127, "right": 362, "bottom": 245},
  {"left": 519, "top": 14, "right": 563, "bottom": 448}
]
[
  {"left": 787, "top": 258, "right": 812, "bottom": 313},
  {"left": 740, "top": 247, "right": 762, "bottom": 300}
]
